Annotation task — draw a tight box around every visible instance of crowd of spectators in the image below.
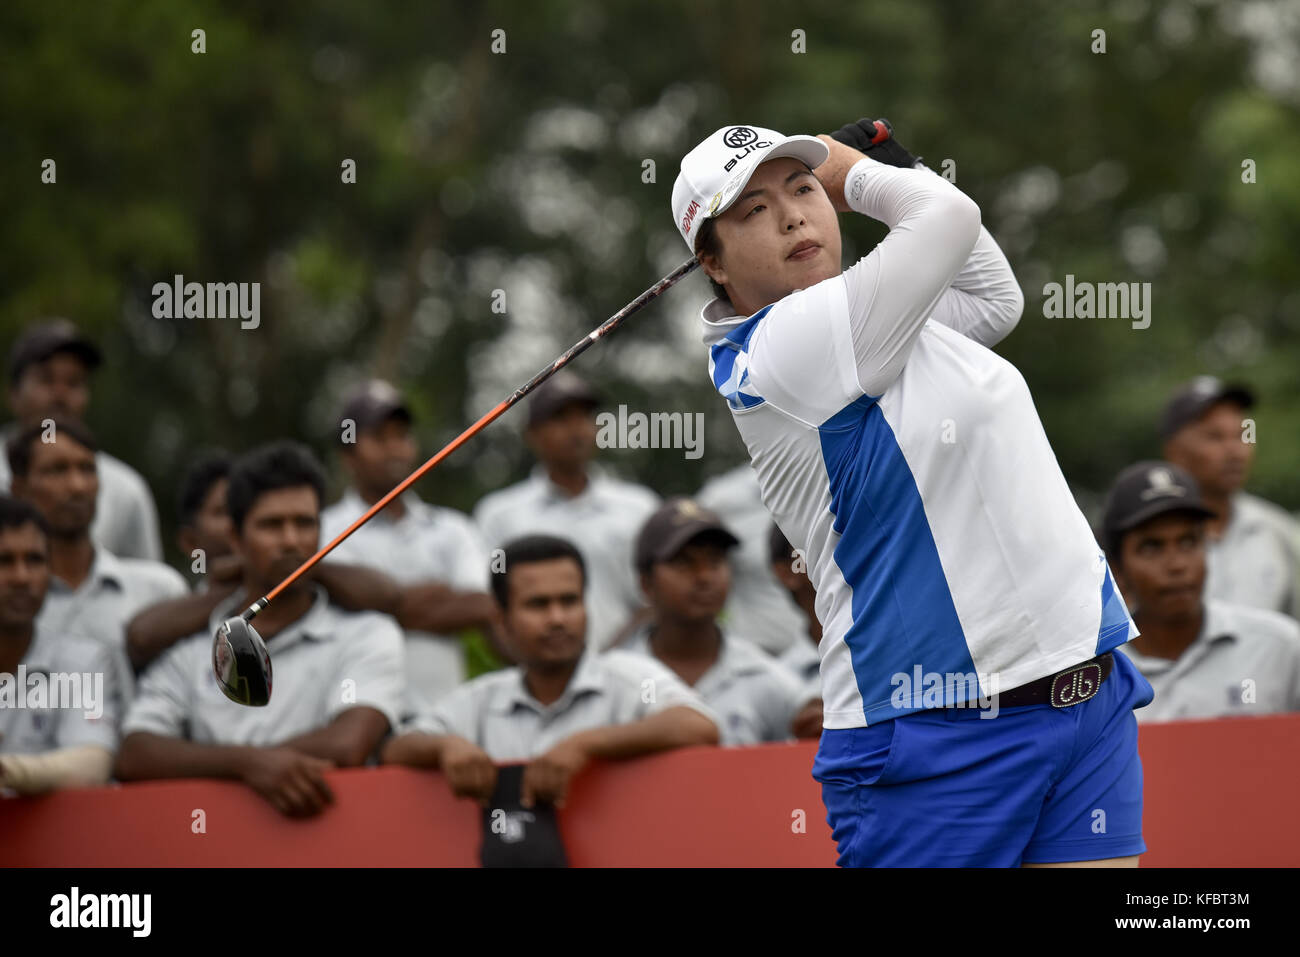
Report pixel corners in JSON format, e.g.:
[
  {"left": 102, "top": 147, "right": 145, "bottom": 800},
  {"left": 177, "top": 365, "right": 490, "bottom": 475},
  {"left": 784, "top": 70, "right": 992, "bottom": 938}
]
[{"left": 1, "top": 318, "right": 1298, "bottom": 814}]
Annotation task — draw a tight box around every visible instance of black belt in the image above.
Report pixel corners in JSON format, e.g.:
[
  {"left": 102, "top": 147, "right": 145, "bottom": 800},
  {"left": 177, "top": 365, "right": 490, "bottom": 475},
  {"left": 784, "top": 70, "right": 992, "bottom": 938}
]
[{"left": 965, "top": 652, "right": 1114, "bottom": 710}]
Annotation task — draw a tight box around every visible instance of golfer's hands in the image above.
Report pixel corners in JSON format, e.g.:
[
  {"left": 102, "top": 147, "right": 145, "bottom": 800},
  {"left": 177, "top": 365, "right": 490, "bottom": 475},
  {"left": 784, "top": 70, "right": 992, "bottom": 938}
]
[
  {"left": 241, "top": 747, "right": 335, "bottom": 817},
  {"left": 521, "top": 735, "right": 591, "bottom": 809},
  {"left": 815, "top": 135, "right": 868, "bottom": 213},
  {"left": 439, "top": 737, "right": 498, "bottom": 805}
]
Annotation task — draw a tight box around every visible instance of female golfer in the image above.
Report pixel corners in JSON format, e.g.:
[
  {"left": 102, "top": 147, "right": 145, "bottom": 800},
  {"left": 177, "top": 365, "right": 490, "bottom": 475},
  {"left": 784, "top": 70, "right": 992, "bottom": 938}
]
[{"left": 670, "top": 123, "right": 1153, "bottom": 867}]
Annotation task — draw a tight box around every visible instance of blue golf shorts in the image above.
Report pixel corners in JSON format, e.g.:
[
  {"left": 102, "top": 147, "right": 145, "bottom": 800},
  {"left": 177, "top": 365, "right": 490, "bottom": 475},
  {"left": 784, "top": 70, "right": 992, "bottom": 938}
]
[{"left": 812, "top": 649, "right": 1156, "bottom": 867}]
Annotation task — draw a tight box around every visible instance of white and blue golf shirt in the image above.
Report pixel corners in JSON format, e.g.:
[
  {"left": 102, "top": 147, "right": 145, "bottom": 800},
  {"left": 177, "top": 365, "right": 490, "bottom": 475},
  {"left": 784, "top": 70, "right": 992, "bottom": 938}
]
[{"left": 702, "top": 157, "right": 1138, "bottom": 728}]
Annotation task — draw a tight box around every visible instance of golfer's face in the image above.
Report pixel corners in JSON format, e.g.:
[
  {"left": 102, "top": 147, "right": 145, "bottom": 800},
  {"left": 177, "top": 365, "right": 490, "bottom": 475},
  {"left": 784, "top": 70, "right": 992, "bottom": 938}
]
[{"left": 709, "top": 156, "right": 842, "bottom": 312}]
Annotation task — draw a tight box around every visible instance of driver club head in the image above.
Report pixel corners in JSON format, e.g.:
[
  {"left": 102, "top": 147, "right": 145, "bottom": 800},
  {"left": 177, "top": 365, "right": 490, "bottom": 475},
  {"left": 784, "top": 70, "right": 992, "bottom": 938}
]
[{"left": 213, "top": 614, "right": 272, "bottom": 706}]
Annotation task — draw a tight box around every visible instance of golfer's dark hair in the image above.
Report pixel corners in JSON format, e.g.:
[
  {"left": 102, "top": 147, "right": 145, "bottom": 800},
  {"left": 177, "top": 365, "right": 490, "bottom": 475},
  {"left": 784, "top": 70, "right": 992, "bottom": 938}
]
[
  {"left": 695, "top": 218, "right": 730, "bottom": 301},
  {"left": 5, "top": 418, "right": 99, "bottom": 480},
  {"left": 177, "top": 451, "right": 232, "bottom": 528},
  {"left": 0, "top": 493, "right": 50, "bottom": 542},
  {"left": 226, "top": 441, "right": 326, "bottom": 533},
  {"left": 490, "top": 534, "right": 586, "bottom": 608}
]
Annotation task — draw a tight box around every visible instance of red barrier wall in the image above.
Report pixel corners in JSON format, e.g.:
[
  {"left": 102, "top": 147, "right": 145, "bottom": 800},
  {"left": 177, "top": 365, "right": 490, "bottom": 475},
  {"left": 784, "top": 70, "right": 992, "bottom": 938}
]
[{"left": 3, "top": 714, "right": 1297, "bottom": 867}]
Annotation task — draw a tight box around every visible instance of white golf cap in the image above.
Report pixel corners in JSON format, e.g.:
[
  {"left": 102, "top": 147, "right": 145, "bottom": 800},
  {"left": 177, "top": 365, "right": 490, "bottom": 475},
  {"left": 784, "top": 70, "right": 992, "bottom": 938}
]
[{"left": 672, "top": 125, "right": 829, "bottom": 254}]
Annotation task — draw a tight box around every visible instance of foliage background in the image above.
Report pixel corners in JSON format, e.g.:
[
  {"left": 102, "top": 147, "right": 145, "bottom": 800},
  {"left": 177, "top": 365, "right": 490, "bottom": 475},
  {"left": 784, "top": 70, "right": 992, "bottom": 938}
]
[{"left": 3, "top": 0, "right": 1297, "bottom": 566}]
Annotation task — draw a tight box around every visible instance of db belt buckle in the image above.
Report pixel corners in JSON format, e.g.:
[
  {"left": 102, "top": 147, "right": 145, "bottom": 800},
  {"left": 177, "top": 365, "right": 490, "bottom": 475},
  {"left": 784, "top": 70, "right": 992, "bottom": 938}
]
[{"left": 1050, "top": 657, "right": 1107, "bottom": 708}]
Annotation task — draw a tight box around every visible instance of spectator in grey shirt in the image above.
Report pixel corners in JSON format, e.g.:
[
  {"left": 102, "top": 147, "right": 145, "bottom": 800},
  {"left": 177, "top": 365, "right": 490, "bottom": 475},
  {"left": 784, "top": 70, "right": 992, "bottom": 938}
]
[
  {"left": 1, "top": 319, "right": 163, "bottom": 561},
  {"left": 7, "top": 420, "right": 187, "bottom": 706},
  {"left": 1160, "top": 377, "right": 1300, "bottom": 619},
  {"left": 0, "top": 495, "right": 120, "bottom": 795},
  {"left": 473, "top": 371, "right": 659, "bottom": 652},
  {"left": 623, "top": 499, "right": 821, "bottom": 745},
  {"left": 1102, "top": 461, "right": 1300, "bottom": 722},
  {"left": 321, "top": 380, "right": 497, "bottom": 716},
  {"left": 383, "top": 535, "right": 717, "bottom": 809},
  {"left": 123, "top": 449, "right": 405, "bottom": 675},
  {"left": 115, "top": 441, "right": 405, "bottom": 818}
]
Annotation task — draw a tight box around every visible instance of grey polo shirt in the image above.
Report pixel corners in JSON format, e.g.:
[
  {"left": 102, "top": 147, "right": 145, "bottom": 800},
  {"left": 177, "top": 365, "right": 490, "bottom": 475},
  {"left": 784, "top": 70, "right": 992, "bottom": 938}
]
[
  {"left": 405, "top": 649, "right": 716, "bottom": 762},
  {"left": 1118, "top": 600, "right": 1300, "bottom": 723},
  {"left": 473, "top": 464, "right": 659, "bottom": 651},
  {"left": 0, "top": 428, "right": 164, "bottom": 562},
  {"left": 36, "top": 545, "right": 188, "bottom": 704},
  {"left": 123, "top": 585, "right": 405, "bottom": 746},
  {"left": 320, "top": 489, "right": 489, "bottom": 714},
  {"left": 623, "top": 628, "right": 817, "bottom": 746},
  {"left": 1205, "top": 491, "right": 1300, "bottom": 619},
  {"left": 0, "top": 624, "right": 120, "bottom": 756},
  {"left": 697, "top": 463, "right": 807, "bottom": 655}
]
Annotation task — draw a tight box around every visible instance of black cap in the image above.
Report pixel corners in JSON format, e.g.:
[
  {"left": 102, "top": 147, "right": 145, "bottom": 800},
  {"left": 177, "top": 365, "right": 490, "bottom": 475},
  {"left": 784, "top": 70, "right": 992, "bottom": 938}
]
[
  {"left": 1159, "top": 376, "right": 1255, "bottom": 441},
  {"left": 635, "top": 497, "right": 740, "bottom": 572},
  {"left": 526, "top": 370, "right": 599, "bottom": 428},
  {"left": 338, "top": 379, "right": 412, "bottom": 433},
  {"left": 8, "top": 319, "right": 102, "bottom": 385},
  {"left": 1101, "top": 461, "right": 1217, "bottom": 555}
]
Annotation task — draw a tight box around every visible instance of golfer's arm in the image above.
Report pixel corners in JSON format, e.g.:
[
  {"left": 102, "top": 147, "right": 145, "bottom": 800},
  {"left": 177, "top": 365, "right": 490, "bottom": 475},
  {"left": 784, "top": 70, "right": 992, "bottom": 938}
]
[
  {"left": 396, "top": 582, "right": 495, "bottom": 634},
  {"left": 125, "top": 584, "right": 236, "bottom": 672},
  {"left": 114, "top": 732, "right": 253, "bottom": 782},
  {"left": 275, "top": 707, "right": 390, "bottom": 767},
  {"left": 565, "top": 706, "right": 719, "bottom": 760},
  {"left": 926, "top": 225, "right": 1025, "bottom": 347},
  {"left": 840, "top": 158, "right": 982, "bottom": 396},
  {"left": 314, "top": 561, "right": 402, "bottom": 615}
]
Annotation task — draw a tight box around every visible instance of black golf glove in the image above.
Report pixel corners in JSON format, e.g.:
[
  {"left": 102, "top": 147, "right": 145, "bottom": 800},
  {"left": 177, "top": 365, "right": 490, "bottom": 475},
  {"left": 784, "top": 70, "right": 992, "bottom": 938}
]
[{"left": 830, "top": 118, "right": 921, "bottom": 169}]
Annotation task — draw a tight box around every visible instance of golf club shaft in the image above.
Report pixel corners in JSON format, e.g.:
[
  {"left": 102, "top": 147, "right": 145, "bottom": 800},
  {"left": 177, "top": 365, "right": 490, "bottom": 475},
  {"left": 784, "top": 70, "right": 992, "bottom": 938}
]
[{"left": 242, "top": 256, "right": 702, "bottom": 621}]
